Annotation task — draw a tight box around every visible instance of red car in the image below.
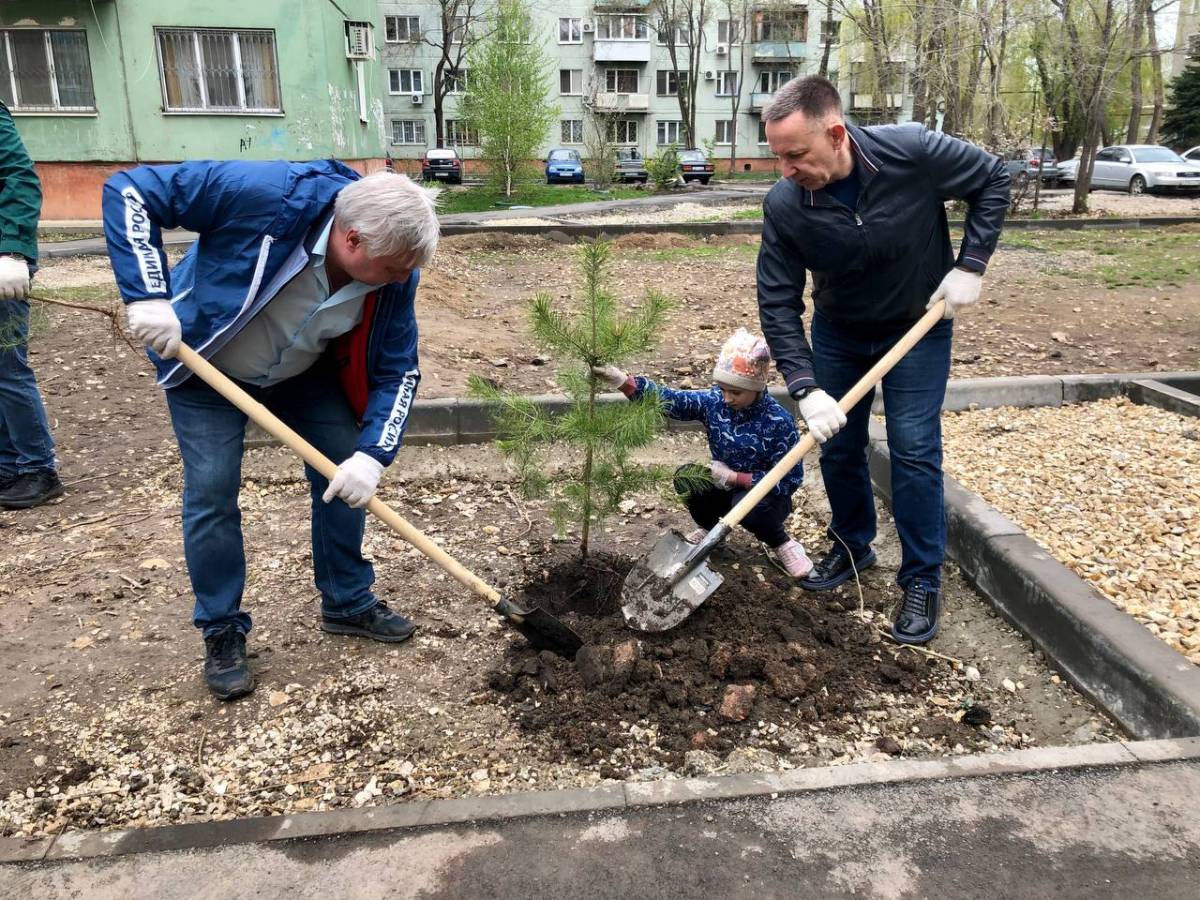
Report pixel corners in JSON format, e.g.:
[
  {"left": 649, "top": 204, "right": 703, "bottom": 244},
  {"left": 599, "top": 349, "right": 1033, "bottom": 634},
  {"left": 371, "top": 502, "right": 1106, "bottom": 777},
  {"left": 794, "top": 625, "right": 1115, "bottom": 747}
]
[{"left": 679, "top": 148, "right": 714, "bottom": 184}]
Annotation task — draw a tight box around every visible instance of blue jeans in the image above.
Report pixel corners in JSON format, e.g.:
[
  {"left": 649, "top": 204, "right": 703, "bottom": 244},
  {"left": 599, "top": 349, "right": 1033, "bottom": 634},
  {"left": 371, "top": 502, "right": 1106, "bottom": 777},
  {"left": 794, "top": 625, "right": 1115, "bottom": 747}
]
[
  {"left": 811, "top": 312, "right": 953, "bottom": 588},
  {"left": 165, "top": 359, "right": 377, "bottom": 637},
  {"left": 0, "top": 299, "right": 56, "bottom": 477}
]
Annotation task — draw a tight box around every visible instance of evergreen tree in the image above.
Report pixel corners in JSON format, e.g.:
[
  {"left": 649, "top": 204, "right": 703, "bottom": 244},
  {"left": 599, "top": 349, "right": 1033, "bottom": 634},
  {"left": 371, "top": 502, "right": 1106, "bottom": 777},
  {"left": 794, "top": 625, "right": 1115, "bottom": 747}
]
[
  {"left": 1162, "top": 61, "right": 1200, "bottom": 150},
  {"left": 457, "top": 0, "right": 558, "bottom": 196},
  {"left": 470, "top": 241, "right": 680, "bottom": 559}
]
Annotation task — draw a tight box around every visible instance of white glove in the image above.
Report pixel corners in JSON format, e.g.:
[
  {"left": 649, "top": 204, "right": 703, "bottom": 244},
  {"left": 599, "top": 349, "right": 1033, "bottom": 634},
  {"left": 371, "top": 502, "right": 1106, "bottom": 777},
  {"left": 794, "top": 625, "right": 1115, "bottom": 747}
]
[
  {"left": 797, "top": 389, "right": 847, "bottom": 444},
  {"left": 0, "top": 255, "right": 31, "bottom": 300},
  {"left": 591, "top": 364, "right": 629, "bottom": 390},
  {"left": 709, "top": 460, "right": 741, "bottom": 490},
  {"left": 927, "top": 267, "right": 982, "bottom": 320},
  {"left": 126, "top": 299, "right": 182, "bottom": 358},
  {"left": 322, "top": 451, "right": 384, "bottom": 508}
]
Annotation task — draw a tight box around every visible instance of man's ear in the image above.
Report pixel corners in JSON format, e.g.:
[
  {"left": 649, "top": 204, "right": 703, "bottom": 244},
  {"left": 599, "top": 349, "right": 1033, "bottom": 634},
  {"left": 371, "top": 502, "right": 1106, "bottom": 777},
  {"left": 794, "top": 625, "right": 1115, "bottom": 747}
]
[
  {"left": 828, "top": 122, "right": 847, "bottom": 147},
  {"left": 345, "top": 228, "right": 363, "bottom": 250}
]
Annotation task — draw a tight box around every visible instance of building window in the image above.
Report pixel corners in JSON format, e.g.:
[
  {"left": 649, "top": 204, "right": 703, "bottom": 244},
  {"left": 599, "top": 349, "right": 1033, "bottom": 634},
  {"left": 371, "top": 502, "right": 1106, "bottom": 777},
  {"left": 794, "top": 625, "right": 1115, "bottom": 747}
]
[
  {"left": 559, "top": 17, "right": 582, "bottom": 43},
  {"left": 758, "top": 69, "right": 793, "bottom": 93},
  {"left": 444, "top": 68, "right": 468, "bottom": 93},
  {"left": 445, "top": 119, "right": 478, "bottom": 146},
  {"left": 384, "top": 16, "right": 421, "bottom": 43},
  {"left": 391, "top": 119, "right": 426, "bottom": 144},
  {"left": 656, "top": 21, "right": 687, "bottom": 45},
  {"left": 608, "top": 118, "right": 638, "bottom": 144},
  {"left": 717, "top": 20, "right": 740, "bottom": 44},
  {"left": 449, "top": 15, "right": 471, "bottom": 44},
  {"left": 559, "top": 68, "right": 583, "bottom": 95},
  {"left": 656, "top": 69, "right": 685, "bottom": 96},
  {"left": 156, "top": 27, "right": 281, "bottom": 113},
  {"left": 715, "top": 119, "right": 734, "bottom": 144},
  {"left": 656, "top": 120, "right": 682, "bottom": 145},
  {"left": 596, "top": 15, "right": 648, "bottom": 41},
  {"left": 820, "top": 19, "right": 841, "bottom": 44},
  {"left": 757, "top": 120, "right": 768, "bottom": 144},
  {"left": 0, "top": 28, "right": 95, "bottom": 112},
  {"left": 716, "top": 71, "right": 739, "bottom": 96},
  {"left": 754, "top": 11, "right": 808, "bottom": 42},
  {"left": 605, "top": 69, "right": 639, "bottom": 93},
  {"left": 561, "top": 119, "right": 584, "bottom": 143},
  {"left": 389, "top": 69, "right": 424, "bottom": 95}
]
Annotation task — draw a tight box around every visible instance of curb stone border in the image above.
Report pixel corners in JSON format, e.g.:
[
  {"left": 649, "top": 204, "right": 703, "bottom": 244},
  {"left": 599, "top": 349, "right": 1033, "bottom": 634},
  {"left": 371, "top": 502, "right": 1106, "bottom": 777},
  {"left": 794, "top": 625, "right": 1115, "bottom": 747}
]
[{"left": 3, "top": 738, "right": 1198, "bottom": 865}]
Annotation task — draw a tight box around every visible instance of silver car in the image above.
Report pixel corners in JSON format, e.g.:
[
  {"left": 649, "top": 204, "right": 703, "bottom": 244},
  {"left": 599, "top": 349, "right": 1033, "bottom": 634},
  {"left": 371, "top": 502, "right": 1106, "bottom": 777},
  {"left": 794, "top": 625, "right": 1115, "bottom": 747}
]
[{"left": 1087, "top": 144, "right": 1200, "bottom": 194}]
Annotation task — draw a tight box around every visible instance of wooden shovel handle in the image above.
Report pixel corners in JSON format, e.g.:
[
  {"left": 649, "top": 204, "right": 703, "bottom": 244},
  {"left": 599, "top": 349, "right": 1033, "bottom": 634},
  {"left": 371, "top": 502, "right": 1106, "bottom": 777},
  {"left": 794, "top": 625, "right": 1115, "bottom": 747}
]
[
  {"left": 174, "top": 344, "right": 503, "bottom": 605},
  {"left": 721, "top": 301, "right": 947, "bottom": 529}
]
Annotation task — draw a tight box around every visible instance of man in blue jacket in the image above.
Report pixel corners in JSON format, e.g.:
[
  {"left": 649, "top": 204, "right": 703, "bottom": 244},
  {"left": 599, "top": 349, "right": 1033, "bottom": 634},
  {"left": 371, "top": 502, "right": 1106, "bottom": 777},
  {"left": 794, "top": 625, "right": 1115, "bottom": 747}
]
[
  {"left": 104, "top": 161, "right": 440, "bottom": 700},
  {"left": 757, "top": 76, "right": 1009, "bottom": 646}
]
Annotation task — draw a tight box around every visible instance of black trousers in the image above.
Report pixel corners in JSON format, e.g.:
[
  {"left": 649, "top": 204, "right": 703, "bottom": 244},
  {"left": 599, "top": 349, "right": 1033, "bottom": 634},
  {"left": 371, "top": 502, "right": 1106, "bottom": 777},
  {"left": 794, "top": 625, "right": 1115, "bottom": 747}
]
[{"left": 673, "top": 464, "right": 792, "bottom": 548}]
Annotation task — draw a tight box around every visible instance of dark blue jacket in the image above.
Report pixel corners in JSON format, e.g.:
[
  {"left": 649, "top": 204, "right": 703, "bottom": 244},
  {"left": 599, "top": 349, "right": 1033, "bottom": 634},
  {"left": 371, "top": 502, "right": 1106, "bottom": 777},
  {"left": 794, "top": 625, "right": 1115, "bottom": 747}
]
[
  {"left": 102, "top": 159, "right": 420, "bottom": 466},
  {"left": 757, "top": 123, "right": 1009, "bottom": 396},
  {"left": 632, "top": 377, "right": 803, "bottom": 498}
]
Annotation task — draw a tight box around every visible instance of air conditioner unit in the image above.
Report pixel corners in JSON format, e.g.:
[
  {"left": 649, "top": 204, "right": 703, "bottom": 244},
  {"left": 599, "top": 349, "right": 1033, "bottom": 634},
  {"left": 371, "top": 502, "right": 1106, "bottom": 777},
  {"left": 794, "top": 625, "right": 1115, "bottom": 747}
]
[
  {"left": 582, "top": 21, "right": 594, "bottom": 33},
  {"left": 704, "top": 70, "right": 715, "bottom": 80},
  {"left": 715, "top": 43, "right": 728, "bottom": 55},
  {"left": 411, "top": 93, "right": 423, "bottom": 105},
  {"left": 345, "top": 21, "right": 374, "bottom": 60}
]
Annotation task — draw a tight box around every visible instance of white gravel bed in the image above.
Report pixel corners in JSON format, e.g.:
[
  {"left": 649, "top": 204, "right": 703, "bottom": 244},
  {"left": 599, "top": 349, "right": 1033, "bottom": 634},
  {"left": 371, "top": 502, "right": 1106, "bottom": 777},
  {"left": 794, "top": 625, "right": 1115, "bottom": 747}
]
[
  {"left": 1019, "top": 188, "right": 1200, "bottom": 218},
  {"left": 487, "top": 201, "right": 760, "bottom": 228},
  {"left": 943, "top": 397, "right": 1200, "bottom": 663}
]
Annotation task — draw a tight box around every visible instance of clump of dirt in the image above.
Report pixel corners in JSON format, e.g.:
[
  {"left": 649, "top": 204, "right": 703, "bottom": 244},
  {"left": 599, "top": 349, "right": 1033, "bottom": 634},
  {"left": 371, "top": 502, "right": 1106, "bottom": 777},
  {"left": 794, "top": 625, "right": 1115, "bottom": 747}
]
[
  {"left": 441, "top": 233, "right": 555, "bottom": 253},
  {"left": 489, "top": 550, "right": 945, "bottom": 773}
]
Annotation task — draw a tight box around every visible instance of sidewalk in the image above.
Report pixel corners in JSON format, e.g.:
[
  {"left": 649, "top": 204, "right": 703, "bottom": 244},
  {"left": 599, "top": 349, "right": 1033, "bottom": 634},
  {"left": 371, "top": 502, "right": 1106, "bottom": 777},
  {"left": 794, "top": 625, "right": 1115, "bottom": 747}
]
[{"left": 4, "top": 742, "right": 1198, "bottom": 899}]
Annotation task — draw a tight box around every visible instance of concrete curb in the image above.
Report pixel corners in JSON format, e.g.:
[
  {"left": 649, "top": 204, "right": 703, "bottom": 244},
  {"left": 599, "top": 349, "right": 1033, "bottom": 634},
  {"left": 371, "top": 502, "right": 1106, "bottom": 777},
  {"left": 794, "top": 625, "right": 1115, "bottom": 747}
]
[
  {"left": 35, "top": 216, "right": 1200, "bottom": 258},
  {"left": 1126, "top": 379, "right": 1200, "bottom": 418},
  {"left": 4, "top": 738, "right": 1198, "bottom": 865},
  {"left": 867, "top": 422, "right": 1200, "bottom": 740}
]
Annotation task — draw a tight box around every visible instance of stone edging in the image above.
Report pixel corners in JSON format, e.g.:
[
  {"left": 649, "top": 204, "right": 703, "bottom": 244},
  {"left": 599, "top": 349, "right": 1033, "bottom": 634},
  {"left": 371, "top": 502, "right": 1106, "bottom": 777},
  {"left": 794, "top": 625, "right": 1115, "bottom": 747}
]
[{"left": 2, "top": 738, "right": 1197, "bottom": 865}]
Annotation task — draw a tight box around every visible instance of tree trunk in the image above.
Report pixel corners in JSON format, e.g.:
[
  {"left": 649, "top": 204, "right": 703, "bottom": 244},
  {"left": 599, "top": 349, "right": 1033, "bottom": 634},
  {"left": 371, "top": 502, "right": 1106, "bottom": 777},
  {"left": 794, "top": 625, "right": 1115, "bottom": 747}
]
[
  {"left": 1144, "top": 0, "right": 1164, "bottom": 142},
  {"left": 818, "top": 0, "right": 834, "bottom": 78},
  {"left": 910, "top": 0, "right": 929, "bottom": 126},
  {"left": 1126, "top": 0, "right": 1145, "bottom": 143}
]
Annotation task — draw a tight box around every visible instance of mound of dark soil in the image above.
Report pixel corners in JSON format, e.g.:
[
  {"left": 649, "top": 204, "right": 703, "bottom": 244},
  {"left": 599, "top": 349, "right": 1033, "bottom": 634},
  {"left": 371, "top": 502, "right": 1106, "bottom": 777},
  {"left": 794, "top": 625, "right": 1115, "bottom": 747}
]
[{"left": 489, "top": 549, "right": 945, "bottom": 772}]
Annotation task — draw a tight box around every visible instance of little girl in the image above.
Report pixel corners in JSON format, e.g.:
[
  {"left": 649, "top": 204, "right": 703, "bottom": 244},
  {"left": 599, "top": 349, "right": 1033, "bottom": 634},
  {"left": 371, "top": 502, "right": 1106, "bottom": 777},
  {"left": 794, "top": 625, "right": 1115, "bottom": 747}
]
[{"left": 593, "top": 328, "right": 812, "bottom": 578}]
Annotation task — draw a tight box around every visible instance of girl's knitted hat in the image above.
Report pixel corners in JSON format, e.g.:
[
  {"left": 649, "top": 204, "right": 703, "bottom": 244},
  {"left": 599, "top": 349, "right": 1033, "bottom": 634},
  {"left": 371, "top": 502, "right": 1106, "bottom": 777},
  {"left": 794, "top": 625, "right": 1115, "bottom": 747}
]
[{"left": 712, "top": 327, "right": 770, "bottom": 391}]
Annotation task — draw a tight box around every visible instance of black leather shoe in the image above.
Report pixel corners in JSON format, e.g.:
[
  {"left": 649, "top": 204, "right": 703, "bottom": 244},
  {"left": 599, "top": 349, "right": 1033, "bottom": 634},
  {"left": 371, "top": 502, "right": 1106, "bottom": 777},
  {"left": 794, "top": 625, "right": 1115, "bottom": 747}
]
[
  {"left": 891, "top": 580, "right": 941, "bottom": 645},
  {"left": 203, "top": 625, "right": 255, "bottom": 701},
  {"left": 0, "top": 471, "right": 17, "bottom": 492},
  {"left": 321, "top": 600, "right": 417, "bottom": 643},
  {"left": 798, "top": 543, "right": 876, "bottom": 592},
  {"left": 0, "top": 470, "right": 64, "bottom": 509}
]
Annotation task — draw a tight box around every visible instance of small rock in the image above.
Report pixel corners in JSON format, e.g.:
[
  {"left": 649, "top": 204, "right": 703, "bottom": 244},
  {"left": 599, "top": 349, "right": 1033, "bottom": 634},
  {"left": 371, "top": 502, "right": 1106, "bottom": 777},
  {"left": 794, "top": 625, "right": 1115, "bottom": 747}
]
[
  {"left": 1001, "top": 678, "right": 1017, "bottom": 693},
  {"left": 683, "top": 750, "right": 722, "bottom": 775},
  {"left": 963, "top": 706, "right": 992, "bottom": 727},
  {"left": 268, "top": 691, "right": 289, "bottom": 708},
  {"left": 471, "top": 768, "right": 489, "bottom": 782},
  {"left": 718, "top": 684, "right": 757, "bottom": 722},
  {"left": 875, "top": 736, "right": 903, "bottom": 756},
  {"left": 964, "top": 666, "right": 981, "bottom": 682},
  {"left": 575, "top": 646, "right": 611, "bottom": 688},
  {"left": 612, "top": 640, "right": 640, "bottom": 678},
  {"left": 724, "top": 747, "right": 778, "bottom": 774}
]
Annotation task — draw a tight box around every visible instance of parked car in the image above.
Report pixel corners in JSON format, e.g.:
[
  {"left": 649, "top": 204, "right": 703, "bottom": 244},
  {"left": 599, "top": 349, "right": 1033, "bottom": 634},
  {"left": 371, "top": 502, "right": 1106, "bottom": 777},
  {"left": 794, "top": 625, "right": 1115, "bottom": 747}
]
[
  {"left": 1005, "top": 147, "right": 1061, "bottom": 187},
  {"left": 613, "top": 147, "right": 648, "bottom": 184},
  {"left": 1183, "top": 146, "right": 1200, "bottom": 163},
  {"left": 545, "top": 148, "right": 585, "bottom": 184},
  {"left": 1063, "top": 145, "right": 1200, "bottom": 194},
  {"left": 421, "top": 148, "right": 463, "bottom": 184},
  {"left": 1058, "top": 157, "right": 1080, "bottom": 184},
  {"left": 678, "top": 148, "right": 714, "bottom": 184}
]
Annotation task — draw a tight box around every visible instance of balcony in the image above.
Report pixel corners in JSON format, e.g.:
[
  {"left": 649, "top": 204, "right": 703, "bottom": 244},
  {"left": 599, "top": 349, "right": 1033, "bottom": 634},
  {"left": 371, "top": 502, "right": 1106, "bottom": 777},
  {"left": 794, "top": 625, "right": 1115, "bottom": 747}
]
[
  {"left": 594, "top": 40, "right": 652, "bottom": 63},
  {"left": 753, "top": 40, "right": 806, "bottom": 61},
  {"left": 850, "top": 92, "right": 904, "bottom": 109},
  {"left": 593, "top": 92, "right": 650, "bottom": 113},
  {"left": 749, "top": 92, "right": 776, "bottom": 113}
]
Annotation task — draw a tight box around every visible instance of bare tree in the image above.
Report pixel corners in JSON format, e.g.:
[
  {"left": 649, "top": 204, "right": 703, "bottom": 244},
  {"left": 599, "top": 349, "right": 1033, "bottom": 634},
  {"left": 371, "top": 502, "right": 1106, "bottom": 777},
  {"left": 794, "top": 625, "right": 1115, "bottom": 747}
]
[
  {"left": 651, "top": 0, "right": 714, "bottom": 146},
  {"left": 1143, "top": 0, "right": 1167, "bottom": 142},
  {"left": 582, "top": 79, "right": 623, "bottom": 190},
  {"left": 719, "top": 0, "right": 754, "bottom": 174},
  {"left": 417, "top": 0, "right": 494, "bottom": 149}
]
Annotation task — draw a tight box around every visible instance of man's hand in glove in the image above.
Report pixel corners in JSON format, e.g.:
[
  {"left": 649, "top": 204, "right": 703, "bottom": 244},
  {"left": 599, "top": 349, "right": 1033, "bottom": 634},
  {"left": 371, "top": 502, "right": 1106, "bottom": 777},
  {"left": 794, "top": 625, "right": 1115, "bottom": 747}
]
[{"left": 322, "top": 452, "right": 384, "bottom": 508}]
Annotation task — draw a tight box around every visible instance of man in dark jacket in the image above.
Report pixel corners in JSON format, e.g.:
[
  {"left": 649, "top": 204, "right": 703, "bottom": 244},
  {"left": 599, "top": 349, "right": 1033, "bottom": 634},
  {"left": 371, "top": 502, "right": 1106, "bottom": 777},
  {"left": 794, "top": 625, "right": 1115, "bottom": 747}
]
[
  {"left": 104, "top": 161, "right": 440, "bottom": 700},
  {"left": 0, "top": 101, "right": 63, "bottom": 510},
  {"left": 757, "top": 76, "right": 1009, "bottom": 646}
]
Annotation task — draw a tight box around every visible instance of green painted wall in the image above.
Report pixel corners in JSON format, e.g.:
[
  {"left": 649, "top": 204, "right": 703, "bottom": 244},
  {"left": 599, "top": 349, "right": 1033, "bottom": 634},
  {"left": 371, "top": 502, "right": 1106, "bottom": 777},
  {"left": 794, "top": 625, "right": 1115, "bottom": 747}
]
[{"left": 2, "top": 0, "right": 387, "bottom": 162}]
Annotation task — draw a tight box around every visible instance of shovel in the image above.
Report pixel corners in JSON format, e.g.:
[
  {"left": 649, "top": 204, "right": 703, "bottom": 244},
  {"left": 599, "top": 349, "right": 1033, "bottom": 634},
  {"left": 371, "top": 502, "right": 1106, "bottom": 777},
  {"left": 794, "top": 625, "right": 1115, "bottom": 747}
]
[
  {"left": 621, "top": 301, "right": 947, "bottom": 632},
  {"left": 174, "top": 344, "right": 583, "bottom": 659}
]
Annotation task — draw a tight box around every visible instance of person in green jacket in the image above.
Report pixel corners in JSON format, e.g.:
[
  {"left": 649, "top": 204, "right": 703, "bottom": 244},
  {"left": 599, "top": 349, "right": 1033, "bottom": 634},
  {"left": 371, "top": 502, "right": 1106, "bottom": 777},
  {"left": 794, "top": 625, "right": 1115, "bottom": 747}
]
[{"left": 0, "top": 102, "right": 62, "bottom": 509}]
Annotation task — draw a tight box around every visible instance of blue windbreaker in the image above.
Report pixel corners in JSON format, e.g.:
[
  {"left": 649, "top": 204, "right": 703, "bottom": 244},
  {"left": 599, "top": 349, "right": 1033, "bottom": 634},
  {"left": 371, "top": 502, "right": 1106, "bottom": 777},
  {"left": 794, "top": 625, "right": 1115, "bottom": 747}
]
[
  {"left": 102, "top": 159, "right": 420, "bottom": 467},
  {"left": 631, "top": 376, "right": 803, "bottom": 497}
]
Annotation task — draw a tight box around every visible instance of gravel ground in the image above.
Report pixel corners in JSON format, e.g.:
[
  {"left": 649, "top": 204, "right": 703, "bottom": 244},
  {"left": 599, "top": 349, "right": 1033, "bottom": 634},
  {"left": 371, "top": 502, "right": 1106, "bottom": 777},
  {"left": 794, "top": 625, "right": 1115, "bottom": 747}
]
[
  {"left": 1017, "top": 188, "right": 1200, "bottom": 218},
  {"left": 943, "top": 398, "right": 1200, "bottom": 664},
  {"left": 489, "top": 200, "right": 761, "bottom": 227}
]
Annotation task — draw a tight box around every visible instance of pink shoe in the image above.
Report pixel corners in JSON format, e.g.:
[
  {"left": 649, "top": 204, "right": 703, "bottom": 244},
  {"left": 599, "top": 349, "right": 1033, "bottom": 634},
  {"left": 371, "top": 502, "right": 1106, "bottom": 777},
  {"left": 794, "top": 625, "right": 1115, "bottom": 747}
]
[{"left": 770, "top": 539, "right": 813, "bottom": 578}]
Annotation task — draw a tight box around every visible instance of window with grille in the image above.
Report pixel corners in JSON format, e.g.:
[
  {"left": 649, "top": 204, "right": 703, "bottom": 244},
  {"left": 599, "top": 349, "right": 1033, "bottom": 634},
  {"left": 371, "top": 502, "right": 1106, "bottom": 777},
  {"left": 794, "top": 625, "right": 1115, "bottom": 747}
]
[
  {"left": 608, "top": 119, "right": 638, "bottom": 143},
  {"left": 596, "top": 15, "right": 648, "bottom": 40},
  {"left": 444, "top": 68, "right": 469, "bottom": 93},
  {"left": 0, "top": 29, "right": 95, "bottom": 112},
  {"left": 656, "top": 120, "right": 681, "bottom": 145},
  {"left": 389, "top": 69, "right": 424, "bottom": 94},
  {"left": 714, "top": 119, "right": 734, "bottom": 144},
  {"left": 391, "top": 119, "right": 426, "bottom": 144},
  {"left": 716, "top": 71, "right": 739, "bottom": 96},
  {"left": 156, "top": 28, "right": 281, "bottom": 113},
  {"left": 559, "top": 18, "right": 582, "bottom": 43},
  {"left": 605, "top": 69, "right": 639, "bottom": 93},
  {"left": 561, "top": 119, "right": 584, "bottom": 143},
  {"left": 559, "top": 69, "right": 583, "bottom": 95},
  {"left": 445, "top": 119, "right": 478, "bottom": 146},
  {"left": 385, "top": 16, "right": 421, "bottom": 43}
]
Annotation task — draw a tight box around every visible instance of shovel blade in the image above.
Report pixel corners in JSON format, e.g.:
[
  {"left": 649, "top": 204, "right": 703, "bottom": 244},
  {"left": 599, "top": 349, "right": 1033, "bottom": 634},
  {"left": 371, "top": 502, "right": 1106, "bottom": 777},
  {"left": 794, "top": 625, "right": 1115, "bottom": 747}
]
[
  {"left": 620, "top": 529, "right": 724, "bottom": 632},
  {"left": 494, "top": 596, "right": 584, "bottom": 660}
]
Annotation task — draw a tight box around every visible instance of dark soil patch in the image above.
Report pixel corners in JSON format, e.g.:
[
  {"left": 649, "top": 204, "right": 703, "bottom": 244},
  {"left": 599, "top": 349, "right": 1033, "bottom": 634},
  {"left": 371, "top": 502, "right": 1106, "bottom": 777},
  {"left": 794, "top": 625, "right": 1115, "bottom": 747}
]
[{"left": 489, "top": 550, "right": 946, "bottom": 774}]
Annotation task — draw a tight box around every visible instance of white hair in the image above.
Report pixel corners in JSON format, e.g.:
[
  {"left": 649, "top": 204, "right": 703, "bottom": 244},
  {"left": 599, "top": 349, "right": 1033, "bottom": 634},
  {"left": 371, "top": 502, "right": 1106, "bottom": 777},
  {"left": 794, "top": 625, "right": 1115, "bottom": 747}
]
[{"left": 334, "top": 172, "right": 441, "bottom": 268}]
